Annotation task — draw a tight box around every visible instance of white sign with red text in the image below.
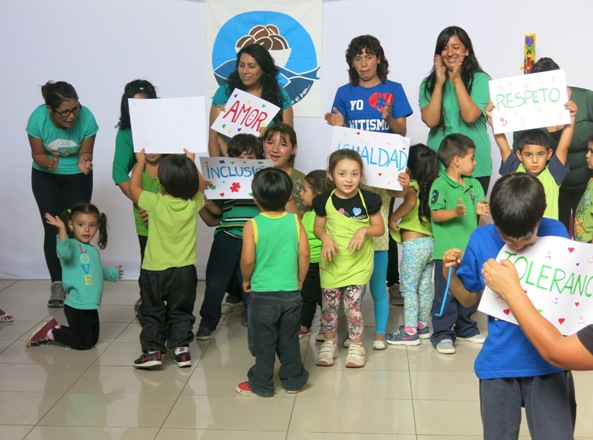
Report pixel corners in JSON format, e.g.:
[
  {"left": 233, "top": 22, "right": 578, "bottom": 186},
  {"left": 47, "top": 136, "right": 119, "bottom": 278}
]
[{"left": 210, "top": 89, "right": 280, "bottom": 137}]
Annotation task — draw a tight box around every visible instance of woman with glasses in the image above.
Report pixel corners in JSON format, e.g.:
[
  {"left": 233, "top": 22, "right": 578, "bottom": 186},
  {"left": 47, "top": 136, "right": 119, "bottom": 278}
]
[{"left": 27, "top": 80, "right": 98, "bottom": 307}]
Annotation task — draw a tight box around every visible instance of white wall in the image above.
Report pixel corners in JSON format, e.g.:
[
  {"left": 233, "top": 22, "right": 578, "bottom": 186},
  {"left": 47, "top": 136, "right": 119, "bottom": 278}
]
[{"left": 1, "top": 0, "right": 591, "bottom": 279}]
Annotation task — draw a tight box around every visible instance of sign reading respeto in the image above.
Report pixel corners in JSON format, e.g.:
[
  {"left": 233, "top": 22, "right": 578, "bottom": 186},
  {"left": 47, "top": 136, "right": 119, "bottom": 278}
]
[{"left": 488, "top": 70, "right": 570, "bottom": 134}]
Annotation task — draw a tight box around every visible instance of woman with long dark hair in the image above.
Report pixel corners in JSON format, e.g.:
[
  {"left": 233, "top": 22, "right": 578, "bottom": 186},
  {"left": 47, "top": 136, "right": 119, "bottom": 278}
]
[
  {"left": 208, "top": 44, "right": 294, "bottom": 156},
  {"left": 419, "top": 26, "right": 491, "bottom": 194},
  {"left": 27, "top": 81, "right": 98, "bottom": 307}
]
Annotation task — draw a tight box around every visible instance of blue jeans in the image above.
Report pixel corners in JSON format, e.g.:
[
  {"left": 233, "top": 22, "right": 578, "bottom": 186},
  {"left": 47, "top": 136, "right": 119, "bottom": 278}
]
[
  {"left": 199, "top": 233, "right": 248, "bottom": 330},
  {"left": 480, "top": 372, "right": 575, "bottom": 439},
  {"left": 430, "top": 260, "right": 479, "bottom": 345},
  {"left": 247, "top": 291, "right": 309, "bottom": 397}
]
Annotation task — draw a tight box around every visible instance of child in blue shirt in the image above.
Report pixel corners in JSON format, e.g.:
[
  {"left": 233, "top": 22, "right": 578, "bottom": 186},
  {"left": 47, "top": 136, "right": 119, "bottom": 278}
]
[{"left": 444, "top": 173, "right": 576, "bottom": 439}]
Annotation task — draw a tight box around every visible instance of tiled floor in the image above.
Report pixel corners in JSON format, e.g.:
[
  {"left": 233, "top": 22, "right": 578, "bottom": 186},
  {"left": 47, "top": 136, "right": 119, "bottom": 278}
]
[{"left": 0, "top": 279, "right": 592, "bottom": 439}]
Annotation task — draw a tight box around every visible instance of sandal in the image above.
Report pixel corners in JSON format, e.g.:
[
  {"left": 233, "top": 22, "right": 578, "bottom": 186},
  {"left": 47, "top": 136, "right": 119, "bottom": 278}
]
[{"left": 0, "top": 309, "right": 14, "bottom": 322}]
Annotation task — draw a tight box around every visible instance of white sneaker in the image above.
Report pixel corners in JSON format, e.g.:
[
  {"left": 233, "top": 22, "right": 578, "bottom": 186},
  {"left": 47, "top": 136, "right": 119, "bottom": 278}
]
[
  {"left": 316, "top": 340, "right": 337, "bottom": 366},
  {"left": 458, "top": 334, "right": 486, "bottom": 344},
  {"left": 221, "top": 301, "right": 242, "bottom": 314},
  {"left": 372, "top": 339, "right": 388, "bottom": 350},
  {"left": 345, "top": 343, "right": 366, "bottom": 368},
  {"left": 342, "top": 335, "right": 351, "bottom": 348},
  {"left": 436, "top": 339, "right": 456, "bottom": 354},
  {"left": 315, "top": 329, "right": 325, "bottom": 342}
]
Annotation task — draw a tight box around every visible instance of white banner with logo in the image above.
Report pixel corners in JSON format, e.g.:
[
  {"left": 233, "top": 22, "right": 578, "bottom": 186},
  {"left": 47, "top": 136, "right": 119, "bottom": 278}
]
[{"left": 205, "top": 0, "right": 322, "bottom": 117}]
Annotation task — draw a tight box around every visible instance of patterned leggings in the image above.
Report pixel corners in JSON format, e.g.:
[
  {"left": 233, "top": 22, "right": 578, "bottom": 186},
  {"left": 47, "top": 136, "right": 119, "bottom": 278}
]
[
  {"left": 400, "top": 237, "right": 434, "bottom": 329},
  {"left": 321, "top": 285, "right": 364, "bottom": 340}
]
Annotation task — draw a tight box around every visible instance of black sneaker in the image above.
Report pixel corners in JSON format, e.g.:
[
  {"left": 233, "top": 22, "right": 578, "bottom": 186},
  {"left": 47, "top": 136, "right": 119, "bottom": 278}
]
[
  {"left": 174, "top": 349, "right": 192, "bottom": 368},
  {"left": 195, "top": 326, "right": 213, "bottom": 340},
  {"left": 133, "top": 351, "right": 162, "bottom": 369}
]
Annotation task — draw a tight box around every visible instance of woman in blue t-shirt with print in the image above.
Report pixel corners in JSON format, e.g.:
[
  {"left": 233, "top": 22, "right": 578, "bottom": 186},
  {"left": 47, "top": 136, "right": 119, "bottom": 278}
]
[{"left": 324, "top": 35, "right": 413, "bottom": 350}]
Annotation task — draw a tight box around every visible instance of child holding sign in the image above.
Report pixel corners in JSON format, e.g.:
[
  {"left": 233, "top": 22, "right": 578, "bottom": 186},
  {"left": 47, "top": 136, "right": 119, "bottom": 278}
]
[
  {"left": 196, "top": 134, "right": 262, "bottom": 339},
  {"left": 130, "top": 151, "right": 205, "bottom": 369},
  {"left": 313, "top": 149, "right": 384, "bottom": 368},
  {"left": 482, "top": 256, "right": 593, "bottom": 371},
  {"left": 429, "top": 134, "right": 489, "bottom": 354},
  {"left": 443, "top": 173, "right": 575, "bottom": 439},
  {"left": 486, "top": 100, "right": 577, "bottom": 220}
]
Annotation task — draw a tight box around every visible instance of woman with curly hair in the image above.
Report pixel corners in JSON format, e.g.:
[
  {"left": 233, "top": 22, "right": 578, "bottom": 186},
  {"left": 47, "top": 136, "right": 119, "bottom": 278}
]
[
  {"left": 208, "top": 44, "right": 294, "bottom": 156},
  {"left": 419, "top": 26, "right": 492, "bottom": 195},
  {"left": 324, "top": 34, "right": 411, "bottom": 135},
  {"left": 324, "top": 35, "right": 413, "bottom": 351}
]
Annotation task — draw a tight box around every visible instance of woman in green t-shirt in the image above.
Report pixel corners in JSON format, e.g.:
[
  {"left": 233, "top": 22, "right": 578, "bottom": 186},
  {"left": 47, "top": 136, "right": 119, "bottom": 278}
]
[{"left": 419, "top": 26, "right": 492, "bottom": 195}]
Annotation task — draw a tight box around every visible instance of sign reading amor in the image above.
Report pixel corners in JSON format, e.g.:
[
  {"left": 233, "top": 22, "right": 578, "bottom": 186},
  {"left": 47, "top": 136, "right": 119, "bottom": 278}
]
[
  {"left": 211, "top": 88, "right": 280, "bottom": 137},
  {"left": 479, "top": 236, "right": 593, "bottom": 335},
  {"left": 488, "top": 69, "right": 570, "bottom": 134},
  {"left": 329, "top": 126, "right": 410, "bottom": 190},
  {"left": 129, "top": 97, "right": 207, "bottom": 154},
  {"left": 199, "top": 157, "right": 272, "bottom": 200}
]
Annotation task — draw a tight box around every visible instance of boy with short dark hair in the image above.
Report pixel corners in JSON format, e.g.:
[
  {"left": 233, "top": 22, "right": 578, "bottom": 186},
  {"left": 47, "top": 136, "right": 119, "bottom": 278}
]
[
  {"left": 236, "top": 167, "right": 310, "bottom": 397},
  {"left": 429, "top": 133, "right": 489, "bottom": 354},
  {"left": 486, "top": 100, "right": 577, "bottom": 219},
  {"left": 443, "top": 173, "right": 575, "bottom": 439},
  {"left": 129, "top": 150, "right": 205, "bottom": 369}
]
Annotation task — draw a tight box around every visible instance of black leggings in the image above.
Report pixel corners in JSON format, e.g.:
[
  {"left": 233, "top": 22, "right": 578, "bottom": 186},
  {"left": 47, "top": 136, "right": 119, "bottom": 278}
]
[
  {"left": 31, "top": 169, "right": 93, "bottom": 282},
  {"left": 53, "top": 305, "right": 100, "bottom": 350}
]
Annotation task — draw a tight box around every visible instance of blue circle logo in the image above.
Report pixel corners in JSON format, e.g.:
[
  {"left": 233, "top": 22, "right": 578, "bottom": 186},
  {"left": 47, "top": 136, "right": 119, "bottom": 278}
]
[{"left": 212, "top": 11, "right": 320, "bottom": 106}]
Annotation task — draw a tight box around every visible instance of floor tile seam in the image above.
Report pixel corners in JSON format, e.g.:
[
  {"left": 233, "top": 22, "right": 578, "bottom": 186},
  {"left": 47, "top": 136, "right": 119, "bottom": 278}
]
[
  {"left": 403, "top": 344, "right": 421, "bottom": 437},
  {"left": 37, "top": 350, "right": 107, "bottom": 428},
  {"left": 285, "top": 387, "right": 300, "bottom": 436},
  {"left": 0, "top": 280, "right": 18, "bottom": 292},
  {"left": 0, "top": 339, "right": 21, "bottom": 354}
]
